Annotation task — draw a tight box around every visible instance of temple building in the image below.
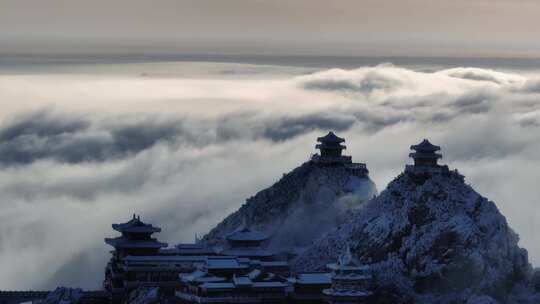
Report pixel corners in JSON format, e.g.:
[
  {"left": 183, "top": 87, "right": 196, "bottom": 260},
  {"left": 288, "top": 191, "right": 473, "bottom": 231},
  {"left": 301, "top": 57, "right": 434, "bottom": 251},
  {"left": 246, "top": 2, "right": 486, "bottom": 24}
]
[
  {"left": 405, "top": 139, "right": 456, "bottom": 177},
  {"left": 103, "top": 215, "right": 168, "bottom": 303},
  {"left": 105, "top": 214, "right": 167, "bottom": 258},
  {"left": 409, "top": 139, "right": 442, "bottom": 167},
  {"left": 316, "top": 131, "right": 348, "bottom": 159},
  {"left": 311, "top": 131, "right": 369, "bottom": 177},
  {"left": 220, "top": 225, "right": 275, "bottom": 261},
  {"left": 289, "top": 273, "right": 332, "bottom": 303},
  {"left": 323, "top": 247, "right": 372, "bottom": 304}
]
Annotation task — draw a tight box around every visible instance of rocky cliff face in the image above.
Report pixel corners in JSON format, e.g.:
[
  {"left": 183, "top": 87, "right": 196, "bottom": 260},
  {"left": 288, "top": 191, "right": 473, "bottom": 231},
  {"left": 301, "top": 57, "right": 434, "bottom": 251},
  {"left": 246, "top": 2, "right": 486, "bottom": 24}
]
[
  {"left": 203, "top": 161, "right": 377, "bottom": 254},
  {"left": 293, "top": 166, "right": 534, "bottom": 303}
]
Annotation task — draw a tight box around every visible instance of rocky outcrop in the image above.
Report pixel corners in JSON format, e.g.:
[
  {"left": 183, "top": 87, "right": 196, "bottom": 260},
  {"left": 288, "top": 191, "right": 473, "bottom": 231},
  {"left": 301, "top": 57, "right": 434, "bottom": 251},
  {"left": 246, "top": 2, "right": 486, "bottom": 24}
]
[
  {"left": 203, "top": 161, "right": 377, "bottom": 254},
  {"left": 294, "top": 167, "right": 532, "bottom": 303}
]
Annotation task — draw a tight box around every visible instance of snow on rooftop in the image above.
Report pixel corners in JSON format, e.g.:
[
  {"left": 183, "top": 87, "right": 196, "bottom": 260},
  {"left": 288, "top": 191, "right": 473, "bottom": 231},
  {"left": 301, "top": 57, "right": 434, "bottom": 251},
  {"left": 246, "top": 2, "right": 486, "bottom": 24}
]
[
  {"left": 112, "top": 214, "right": 161, "bottom": 233},
  {"left": 247, "top": 269, "right": 262, "bottom": 280},
  {"left": 252, "top": 282, "right": 288, "bottom": 288},
  {"left": 296, "top": 273, "right": 332, "bottom": 285},
  {"left": 233, "top": 276, "right": 252, "bottom": 286},
  {"left": 104, "top": 237, "right": 167, "bottom": 249},
  {"left": 201, "top": 282, "right": 235, "bottom": 290},
  {"left": 205, "top": 258, "right": 246, "bottom": 269},
  {"left": 221, "top": 248, "right": 274, "bottom": 257},
  {"left": 226, "top": 226, "right": 269, "bottom": 242},
  {"left": 124, "top": 255, "right": 206, "bottom": 263},
  {"left": 317, "top": 131, "right": 345, "bottom": 143}
]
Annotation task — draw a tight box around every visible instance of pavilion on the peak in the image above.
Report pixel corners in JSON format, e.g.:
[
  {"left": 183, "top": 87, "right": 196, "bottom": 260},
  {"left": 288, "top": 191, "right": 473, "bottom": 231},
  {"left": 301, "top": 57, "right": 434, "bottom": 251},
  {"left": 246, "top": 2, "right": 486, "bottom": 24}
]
[
  {"left": 316, "top": 131, "right": 346, "bottom": 158},
  {"left": 311, "top": 131, "right": 352, "bottom": 164},
  {"left": 409, "top": 139, "right": 442, "bottom": 167},
  {"left": 311, "top": 131, "right": 369, "bottom": 177}
]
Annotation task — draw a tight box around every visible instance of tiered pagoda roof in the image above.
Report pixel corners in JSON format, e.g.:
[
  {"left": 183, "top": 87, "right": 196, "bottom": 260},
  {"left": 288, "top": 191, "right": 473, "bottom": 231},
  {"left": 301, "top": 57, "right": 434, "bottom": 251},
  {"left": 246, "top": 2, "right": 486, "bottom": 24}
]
[
  {"left": 105, "top": 214, "right": 167, "bottom": 250},
  {"left": 112, "top": 214, "right": 161, "bottom": 234},
  {"left": 315, "top": 131, "right": 346, "bottom": 151},
  {"left": 409, "top": 139, "right": 442, "bottom": 160},
  {"left": 317, "top": 131, "right": 345, "bottom": 144},
  {"left": 105, "top": 237, "right": 167, "bottom": 249},
  {"left": 221, "top": 225, "right": 273, "bottom": 258},
  {"left": 409, "top": 139, "right": 442, "bottom": 167},
  {"left": 323, "top": 246, "right": 372, "bottom": 300},
  {"left": 312, "top": 131, "right": 356, "bottom": 164},
  {"left": 226, "top": 227, "right": 269, "bottom": 243}
]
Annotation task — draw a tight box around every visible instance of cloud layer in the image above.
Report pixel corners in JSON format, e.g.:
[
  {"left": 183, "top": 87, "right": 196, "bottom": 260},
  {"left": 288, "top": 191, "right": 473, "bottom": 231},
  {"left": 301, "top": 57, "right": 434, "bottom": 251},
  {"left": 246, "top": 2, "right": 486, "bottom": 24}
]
[{"left": 1, "top": 62, "right": 540, "bottom": 290}]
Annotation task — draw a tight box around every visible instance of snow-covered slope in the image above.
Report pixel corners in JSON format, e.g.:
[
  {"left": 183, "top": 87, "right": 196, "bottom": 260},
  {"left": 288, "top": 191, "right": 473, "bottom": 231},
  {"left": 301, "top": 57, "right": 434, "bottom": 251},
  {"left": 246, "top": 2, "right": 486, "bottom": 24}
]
[
  {"left": 293, "top": 166, "right": 533, "bottom": 303},
  {"left": 203, "top": 161, "right": 377, "bottom": 253}
]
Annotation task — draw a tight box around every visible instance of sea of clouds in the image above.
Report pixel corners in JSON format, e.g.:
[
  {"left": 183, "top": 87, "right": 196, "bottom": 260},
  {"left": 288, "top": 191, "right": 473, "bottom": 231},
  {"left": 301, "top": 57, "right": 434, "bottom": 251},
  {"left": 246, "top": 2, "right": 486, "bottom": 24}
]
[{"left": 1, "top": 61, "right": 540, "bottom": 290}]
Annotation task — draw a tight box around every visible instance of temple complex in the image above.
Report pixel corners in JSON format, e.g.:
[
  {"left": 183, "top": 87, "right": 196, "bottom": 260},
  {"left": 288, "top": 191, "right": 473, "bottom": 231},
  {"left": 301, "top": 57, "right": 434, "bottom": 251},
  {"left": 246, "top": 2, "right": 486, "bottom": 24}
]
[
  {"left": 99, "top": 214, "right": 375, "bottom": 304},
  {"left": 311, "top": 131, "right": 369, "bottom": 177},
  {"left": 323, "top": 247, "right": 372, "bottom": 304},
  {"left": 102, "top": 215, "right": 292, "bottom": 303},
  {"left": 176, "top": 258, "right": 289, "bottom": 303}
]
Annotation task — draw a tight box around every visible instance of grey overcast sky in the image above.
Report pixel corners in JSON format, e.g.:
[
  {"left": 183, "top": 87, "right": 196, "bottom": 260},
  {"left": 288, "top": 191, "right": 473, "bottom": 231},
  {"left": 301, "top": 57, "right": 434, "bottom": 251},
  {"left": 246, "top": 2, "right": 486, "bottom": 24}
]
[{"left": 1, "top": 0, "right": 540, "bottom": 57}]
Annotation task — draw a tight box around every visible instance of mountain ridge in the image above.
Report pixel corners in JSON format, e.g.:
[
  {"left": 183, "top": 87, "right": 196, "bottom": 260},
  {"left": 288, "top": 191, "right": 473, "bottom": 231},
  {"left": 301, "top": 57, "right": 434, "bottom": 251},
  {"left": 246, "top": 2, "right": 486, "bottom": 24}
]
[
  {"left": 202, "top": 160, "right": 377, "bottom": 253},
  {"left": 293, "top": 159, "right": 535, "bottom": 303}
]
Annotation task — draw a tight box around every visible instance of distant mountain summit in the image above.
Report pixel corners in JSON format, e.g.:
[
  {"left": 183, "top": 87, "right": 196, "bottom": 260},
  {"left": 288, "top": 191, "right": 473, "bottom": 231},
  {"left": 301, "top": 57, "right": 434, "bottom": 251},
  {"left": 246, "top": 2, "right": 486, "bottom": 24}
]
[
  {"left": 293, "top": 140, "right": 534, "bottom": 303},
  {"left": 203, "top": 132, "right": 377, "bottom": 254}
]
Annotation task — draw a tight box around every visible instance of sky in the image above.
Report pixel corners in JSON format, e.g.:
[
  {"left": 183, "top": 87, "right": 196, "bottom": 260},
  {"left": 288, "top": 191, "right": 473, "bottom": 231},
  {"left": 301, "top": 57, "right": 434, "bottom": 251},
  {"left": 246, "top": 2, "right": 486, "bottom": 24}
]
[{"left": 1, "top": 0, "right": 540, "bottom": 57}]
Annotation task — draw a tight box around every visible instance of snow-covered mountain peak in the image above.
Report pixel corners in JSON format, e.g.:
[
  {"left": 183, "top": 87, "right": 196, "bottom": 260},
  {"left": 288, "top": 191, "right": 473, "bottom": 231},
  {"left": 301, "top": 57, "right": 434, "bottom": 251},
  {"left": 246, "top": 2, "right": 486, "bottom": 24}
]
[
  {"left": 203, "top": 132, "right": 377, "bottom": 253},
  {"left": 294, "top": 143, "right": 533, "bottom": 303}
]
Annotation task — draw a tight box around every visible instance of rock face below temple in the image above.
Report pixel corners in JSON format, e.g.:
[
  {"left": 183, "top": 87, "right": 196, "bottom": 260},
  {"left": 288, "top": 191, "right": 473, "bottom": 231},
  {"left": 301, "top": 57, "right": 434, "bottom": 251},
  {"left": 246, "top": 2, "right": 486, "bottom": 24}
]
[
  {"left": 203, "top": 160, "right": 377, "bottom": 253},
  {"left": 293, "top": 165, "right": 532, "bottom": 303},
  {"left": 203, "top": 132, "right": 377, "bottom": 253}
]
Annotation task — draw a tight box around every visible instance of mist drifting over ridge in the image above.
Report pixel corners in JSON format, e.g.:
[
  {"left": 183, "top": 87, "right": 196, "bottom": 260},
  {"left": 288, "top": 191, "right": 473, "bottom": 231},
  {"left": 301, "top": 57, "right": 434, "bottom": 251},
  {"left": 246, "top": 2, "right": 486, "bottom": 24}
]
[{"left": 1, "top": 59, "right": 540, "bottom": 290}]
